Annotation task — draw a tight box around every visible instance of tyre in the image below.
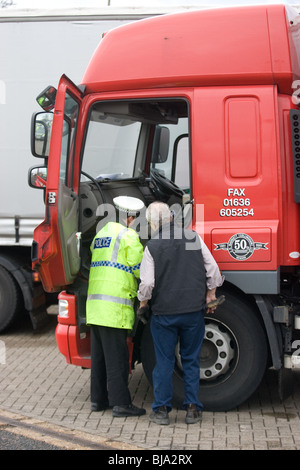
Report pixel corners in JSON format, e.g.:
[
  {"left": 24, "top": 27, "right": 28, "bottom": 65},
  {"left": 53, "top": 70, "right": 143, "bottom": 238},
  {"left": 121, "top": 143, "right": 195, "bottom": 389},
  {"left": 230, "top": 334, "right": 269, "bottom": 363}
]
[
  {"left": 141, "top": 292, "right": 268, "bottom": 411},
  {"left": 0, "top": 266, "right": 22, "bottom": 332}
]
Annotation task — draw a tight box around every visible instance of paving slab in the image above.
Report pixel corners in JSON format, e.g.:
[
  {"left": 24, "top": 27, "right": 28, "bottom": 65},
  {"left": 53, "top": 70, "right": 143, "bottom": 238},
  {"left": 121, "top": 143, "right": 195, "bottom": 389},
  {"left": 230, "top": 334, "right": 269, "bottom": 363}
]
[{"left": 1, "top": 315, "right": 300, "bottom": 450}]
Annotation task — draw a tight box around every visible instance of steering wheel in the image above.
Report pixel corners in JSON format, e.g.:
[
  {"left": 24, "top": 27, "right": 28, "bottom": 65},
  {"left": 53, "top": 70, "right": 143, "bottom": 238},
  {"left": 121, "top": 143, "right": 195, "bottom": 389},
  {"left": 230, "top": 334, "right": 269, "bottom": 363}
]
[{"left": 150, "top": 169, "right": 184, "bottom": 199}]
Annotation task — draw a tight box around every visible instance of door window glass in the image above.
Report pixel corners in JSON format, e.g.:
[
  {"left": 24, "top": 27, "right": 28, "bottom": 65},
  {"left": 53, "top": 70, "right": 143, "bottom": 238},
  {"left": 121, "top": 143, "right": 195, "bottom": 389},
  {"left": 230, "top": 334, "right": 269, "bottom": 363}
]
[{"left": 60, "top": 92, "right": 80, "bottom": 188}]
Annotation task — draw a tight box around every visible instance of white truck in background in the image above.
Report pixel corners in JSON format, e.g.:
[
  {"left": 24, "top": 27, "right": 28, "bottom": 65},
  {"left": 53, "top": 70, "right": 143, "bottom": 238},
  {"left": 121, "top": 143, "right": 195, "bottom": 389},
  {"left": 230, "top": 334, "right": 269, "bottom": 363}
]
[{"left": 0, "top": 6, "right": 162, "bottom": 332}]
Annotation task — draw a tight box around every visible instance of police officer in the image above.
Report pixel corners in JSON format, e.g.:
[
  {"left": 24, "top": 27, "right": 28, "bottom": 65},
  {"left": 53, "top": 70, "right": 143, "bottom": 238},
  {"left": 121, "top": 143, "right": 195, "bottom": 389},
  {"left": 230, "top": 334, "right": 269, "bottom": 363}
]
[
  {"left": 86, "top": 196, "right": 146, "bottom": 417},
  {"left": 137, "top": 202, "right": 224, "bottom": 425}
]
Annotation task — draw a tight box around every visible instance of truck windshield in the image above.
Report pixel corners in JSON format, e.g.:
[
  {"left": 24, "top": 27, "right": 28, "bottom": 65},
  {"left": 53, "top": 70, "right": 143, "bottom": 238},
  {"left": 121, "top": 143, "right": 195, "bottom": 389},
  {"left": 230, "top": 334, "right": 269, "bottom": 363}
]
[
  {"left": 80, "top": 99, "right": 189, "bottom": 185},
  {"left": 81, "top": 103, "right": 141, "bottom": 181}
]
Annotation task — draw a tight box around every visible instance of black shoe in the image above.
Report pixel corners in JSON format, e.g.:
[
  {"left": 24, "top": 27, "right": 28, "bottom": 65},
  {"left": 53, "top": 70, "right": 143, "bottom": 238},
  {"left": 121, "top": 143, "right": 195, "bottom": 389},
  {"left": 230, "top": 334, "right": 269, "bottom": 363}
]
[
  {"left": 91, "top": 402, "right": 110, "bottom": 412},
  {"left": 185, "top": 404, "right": 202, "bottom": 424},
  {"left": 149, "top": 406, "right": 170, "bottom": 425},
  {"left": 112, "top": 404, "right": 146, "bottom": 417}
]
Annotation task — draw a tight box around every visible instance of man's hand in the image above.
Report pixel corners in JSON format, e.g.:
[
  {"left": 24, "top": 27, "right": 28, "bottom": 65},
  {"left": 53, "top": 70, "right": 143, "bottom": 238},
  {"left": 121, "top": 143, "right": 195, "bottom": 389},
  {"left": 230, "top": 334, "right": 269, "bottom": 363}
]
[
  {"left": 206, "top": 292, "right": 225, "bottom": 314},
  {"left": 206, "top": 289, "right": 217, "bottom": 314},
  {"left": 137, "top": 301, "right": 150, "bottom": 324}
]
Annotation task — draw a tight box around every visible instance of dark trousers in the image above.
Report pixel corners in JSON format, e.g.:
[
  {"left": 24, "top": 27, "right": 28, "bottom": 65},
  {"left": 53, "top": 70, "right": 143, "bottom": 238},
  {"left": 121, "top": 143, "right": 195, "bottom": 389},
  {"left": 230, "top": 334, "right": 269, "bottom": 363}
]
[
  {"left": 150, "top": 311, "right": 205, "bottom": 412},
  {"left": 90, "top": 325, "right": 131, "bottom": 406}
]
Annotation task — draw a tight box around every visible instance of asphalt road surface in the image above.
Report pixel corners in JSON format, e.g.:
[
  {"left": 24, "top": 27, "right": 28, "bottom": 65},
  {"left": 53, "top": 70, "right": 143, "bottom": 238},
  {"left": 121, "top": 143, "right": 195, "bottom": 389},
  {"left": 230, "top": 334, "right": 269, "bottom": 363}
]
[{"left": 0, "top": 429, "right": 63, "bottom": 450}]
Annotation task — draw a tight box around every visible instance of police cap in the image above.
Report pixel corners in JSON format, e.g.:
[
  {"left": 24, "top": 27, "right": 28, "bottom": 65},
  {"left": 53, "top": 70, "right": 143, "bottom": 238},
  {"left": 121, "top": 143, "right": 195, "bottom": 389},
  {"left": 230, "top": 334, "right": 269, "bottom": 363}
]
[{"left": 113, "top": 196, "right": 144, "bottom": 216}]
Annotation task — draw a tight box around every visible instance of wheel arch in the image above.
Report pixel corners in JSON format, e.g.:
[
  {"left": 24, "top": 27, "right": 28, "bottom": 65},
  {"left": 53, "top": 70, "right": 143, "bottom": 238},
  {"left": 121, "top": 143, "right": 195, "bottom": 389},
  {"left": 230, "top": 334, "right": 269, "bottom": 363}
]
[{"left": 220, "top": 280, "right": 282, "bottom": 370}]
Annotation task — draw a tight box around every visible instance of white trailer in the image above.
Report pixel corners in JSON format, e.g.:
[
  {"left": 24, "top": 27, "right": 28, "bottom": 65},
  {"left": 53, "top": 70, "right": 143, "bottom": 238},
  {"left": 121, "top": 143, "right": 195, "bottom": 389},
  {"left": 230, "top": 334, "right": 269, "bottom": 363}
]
[{"left": 0, "top": 6, "right": 168, "bottom": 331}]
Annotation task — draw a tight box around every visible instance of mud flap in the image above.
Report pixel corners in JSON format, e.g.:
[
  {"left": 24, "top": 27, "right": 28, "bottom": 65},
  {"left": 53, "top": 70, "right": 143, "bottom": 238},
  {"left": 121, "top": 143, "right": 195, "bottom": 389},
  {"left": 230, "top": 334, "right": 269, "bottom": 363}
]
[
  {"left": 278, "top": 368, "right": 294, "bottom": 402},
  {"left": 29, "top": 305, "right": 51, "bottom": 331},
  {"left": 29, "top": 284, "right": 51, "bottom": 331}
]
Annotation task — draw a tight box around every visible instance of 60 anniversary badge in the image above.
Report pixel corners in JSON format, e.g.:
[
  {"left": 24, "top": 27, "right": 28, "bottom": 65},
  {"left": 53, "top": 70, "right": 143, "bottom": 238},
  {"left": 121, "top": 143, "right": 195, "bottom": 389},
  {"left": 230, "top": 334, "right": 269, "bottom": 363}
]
[{"left": 214, "top": 233, "right": 268, "bottom": 261}]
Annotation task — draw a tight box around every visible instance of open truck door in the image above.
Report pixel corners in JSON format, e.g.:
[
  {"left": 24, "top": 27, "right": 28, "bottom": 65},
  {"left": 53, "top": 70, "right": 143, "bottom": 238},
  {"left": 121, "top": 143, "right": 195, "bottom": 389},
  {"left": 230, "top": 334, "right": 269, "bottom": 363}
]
[{"left": 31, "top": 75, "right": 83, "bottom": 292}]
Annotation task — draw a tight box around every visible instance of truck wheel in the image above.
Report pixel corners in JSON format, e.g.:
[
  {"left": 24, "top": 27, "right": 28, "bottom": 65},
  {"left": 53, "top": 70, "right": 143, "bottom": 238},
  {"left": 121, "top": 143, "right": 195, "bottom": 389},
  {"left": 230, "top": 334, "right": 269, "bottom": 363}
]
[
  {"left": 0, "top": 266, "right": 22, "bottom": 332},
  {"left": 141, "top": 293, "right": 268, "bottom": 411}
]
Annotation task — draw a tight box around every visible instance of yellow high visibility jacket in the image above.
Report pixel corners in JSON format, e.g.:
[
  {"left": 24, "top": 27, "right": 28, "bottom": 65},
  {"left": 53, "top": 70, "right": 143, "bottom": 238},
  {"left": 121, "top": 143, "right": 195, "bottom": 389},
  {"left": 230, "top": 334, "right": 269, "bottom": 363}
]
[{"left": 86, "top": 222, "right": 144, "bottom": 330}]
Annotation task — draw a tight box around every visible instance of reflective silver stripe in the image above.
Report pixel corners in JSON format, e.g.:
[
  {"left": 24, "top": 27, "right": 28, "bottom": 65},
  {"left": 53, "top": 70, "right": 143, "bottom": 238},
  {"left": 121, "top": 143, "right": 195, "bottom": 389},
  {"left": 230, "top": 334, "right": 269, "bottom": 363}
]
[
  {"left": 87, "top": 294, "right": 133, "bottom": 306},
  {"left": 111, "top": 227, "right": 128, "bottom": 263}
]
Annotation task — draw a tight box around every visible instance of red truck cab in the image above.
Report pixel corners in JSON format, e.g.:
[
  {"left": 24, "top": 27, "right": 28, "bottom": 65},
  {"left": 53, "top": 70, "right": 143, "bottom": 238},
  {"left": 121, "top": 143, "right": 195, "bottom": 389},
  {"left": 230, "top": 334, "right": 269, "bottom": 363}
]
[{"left": 29, "top": 4, "right": 300, "bottom": 410}]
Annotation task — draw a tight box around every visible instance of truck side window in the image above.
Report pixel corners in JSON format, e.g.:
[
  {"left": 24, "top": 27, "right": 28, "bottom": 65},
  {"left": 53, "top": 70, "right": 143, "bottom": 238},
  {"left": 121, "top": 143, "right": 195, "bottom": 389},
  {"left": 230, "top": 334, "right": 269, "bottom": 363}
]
[{"left": 60, "top": 92, "right": 80, "bottom": 188}]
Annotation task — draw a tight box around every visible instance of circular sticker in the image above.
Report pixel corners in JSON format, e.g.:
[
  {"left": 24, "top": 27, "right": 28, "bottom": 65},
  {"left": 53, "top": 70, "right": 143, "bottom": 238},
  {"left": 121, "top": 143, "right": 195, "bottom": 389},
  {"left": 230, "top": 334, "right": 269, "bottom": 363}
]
[{"left": 227, "top": 233, "right": 255, "bottom": 260}]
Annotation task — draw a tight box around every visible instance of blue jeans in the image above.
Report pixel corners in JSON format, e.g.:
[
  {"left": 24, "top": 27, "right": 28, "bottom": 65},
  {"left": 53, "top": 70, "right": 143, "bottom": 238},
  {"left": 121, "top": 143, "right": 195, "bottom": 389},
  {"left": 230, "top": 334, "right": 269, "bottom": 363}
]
[{"left": 150, "top": 311, "right": 205, "bottom": 412}]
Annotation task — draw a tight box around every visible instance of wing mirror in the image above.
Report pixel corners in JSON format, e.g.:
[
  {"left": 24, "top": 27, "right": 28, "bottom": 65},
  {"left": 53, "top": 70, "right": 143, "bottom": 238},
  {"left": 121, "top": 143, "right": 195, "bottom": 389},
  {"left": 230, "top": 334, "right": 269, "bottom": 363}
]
[
  {"left": 31, "top": 112, "right": 53, "bottom": 158},
  {"left": 28, "top": 166, "right": 47, "bottom": 189}
]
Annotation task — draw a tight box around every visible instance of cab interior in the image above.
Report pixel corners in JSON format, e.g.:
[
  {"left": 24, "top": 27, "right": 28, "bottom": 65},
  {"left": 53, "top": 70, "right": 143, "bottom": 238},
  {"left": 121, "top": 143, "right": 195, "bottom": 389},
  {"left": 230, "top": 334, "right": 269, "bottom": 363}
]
[{"left": 78, "top": 98, "right": 192, "bottom": 279}]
